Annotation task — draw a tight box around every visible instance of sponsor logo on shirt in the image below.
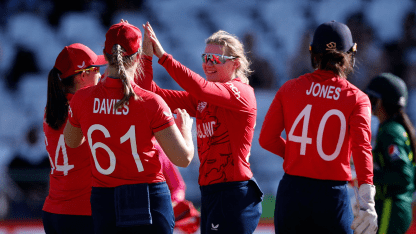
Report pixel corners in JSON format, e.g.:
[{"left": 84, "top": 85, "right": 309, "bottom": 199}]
[
  {"left": 388, "top": 144, "right": 401, "bottom": 161},
  {"left": 226, "top": 82, "right": 241, "bottom": 99},
  {"left": 306, "top": 82, "right": 341, "bottom": 100}
]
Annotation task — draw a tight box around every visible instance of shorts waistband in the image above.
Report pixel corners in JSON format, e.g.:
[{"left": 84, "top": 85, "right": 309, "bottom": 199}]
[
  {"left": 283, "top": 173, "right": 347, "bottom": 186},
  {"left": 92, "top": 182, "right": 168, "bottom": 194},
  {"left": 200, "top": 177, "right": 258, "bottom": 194}
]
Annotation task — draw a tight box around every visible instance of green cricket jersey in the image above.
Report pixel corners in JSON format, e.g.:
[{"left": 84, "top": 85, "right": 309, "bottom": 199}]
[{"left": 373, "top": 119, "right": 415, "bottom": 234}]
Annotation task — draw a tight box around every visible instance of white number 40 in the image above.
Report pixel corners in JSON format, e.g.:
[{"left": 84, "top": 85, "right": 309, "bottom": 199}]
[{"left": 288, "top": 104, "right": 346, "bottom": 161}]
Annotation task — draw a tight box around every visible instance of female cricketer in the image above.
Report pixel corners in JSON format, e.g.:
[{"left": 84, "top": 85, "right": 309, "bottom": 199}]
[
  {"left": 63, "top": 22, "right": 194, "bottom": 234},
  {"left": 144, "top": 22, "right": 263, "bottom": 234},
  {"left": 42, "top": 43, "right": 106, "bottom": 234},
  {"left": 366, "top": 73, "right": 416, "bottom": 234},
  {"left": 259, "top": 20, "right": 377, "bottom": 234}
]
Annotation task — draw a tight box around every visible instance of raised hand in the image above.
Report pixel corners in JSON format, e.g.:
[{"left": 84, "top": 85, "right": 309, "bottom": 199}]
[
  {"left": 144, "top": 22, "right": 166, "bottom": 59},
  {"left": 174, "top": 108, "right": 193, "bottom": 136},
  {"left": 142, "top": 22, "right": 153, "bottom": 57}
]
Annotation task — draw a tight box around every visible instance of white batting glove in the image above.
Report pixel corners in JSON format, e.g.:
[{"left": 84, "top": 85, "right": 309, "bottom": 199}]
[{"left": 351, "top": 184, "right": 378, "bottom": 234}]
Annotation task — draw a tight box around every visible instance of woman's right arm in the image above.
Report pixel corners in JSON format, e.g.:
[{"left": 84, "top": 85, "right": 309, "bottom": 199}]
[
  {"left": 154, "top": 108, "right": 194, "bottom": 167},
  {"left": 350, "top": 94, "right": 374, "bottom": 186}
]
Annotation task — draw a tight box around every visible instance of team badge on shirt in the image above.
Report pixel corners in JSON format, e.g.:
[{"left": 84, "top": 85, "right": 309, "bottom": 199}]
[
  {"left": 388, "top": 144, "right": 401, "bottom": 161},
  {"left": 197, "top": 102, "right": 207, "bottom": 113}
]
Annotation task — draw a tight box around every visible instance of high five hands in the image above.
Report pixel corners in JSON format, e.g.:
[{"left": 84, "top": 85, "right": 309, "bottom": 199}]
[{"left": 143, "top": 22, "right": 166, "bottom": 59}]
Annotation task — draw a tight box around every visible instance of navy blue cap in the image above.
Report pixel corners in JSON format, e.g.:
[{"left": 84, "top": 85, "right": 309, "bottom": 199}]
[{"left": 310, "top": 20, "right": 355, "bottom": 53}]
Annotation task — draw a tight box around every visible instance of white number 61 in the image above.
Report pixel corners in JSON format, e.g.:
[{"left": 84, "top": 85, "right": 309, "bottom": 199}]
[{"left": 87, "top": 124, "right": 144, "bottom": 175}]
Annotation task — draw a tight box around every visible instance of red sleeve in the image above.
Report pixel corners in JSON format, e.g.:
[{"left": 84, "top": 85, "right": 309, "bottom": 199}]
[
  {"left": 350, "top": 93, "right": 374, "bottom": 186},
  {"left": 158, "top": 53, "right": 254, "bottom": 112},
  {"left": 68, "top": 91, "right": 82, "bottom": 128},
  {"left": 259, "top": 88, "right": 286, "bottom": 157},
  {"left": 148, "top": 94, "right": 175, "bottom": 133},
  {"left": 150, "top": 81, "right": 198, "bottom": 117},
  {"left": 134, "top": 54, "right": 153, "bottom": 90},
  {"left": 157, "top": 143, "right": 186, "bottom": 203}
]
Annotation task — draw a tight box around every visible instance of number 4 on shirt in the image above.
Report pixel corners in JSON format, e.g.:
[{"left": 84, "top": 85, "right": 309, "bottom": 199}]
[
  {"left": 45, "top": 134, "right": 75, "bottom": 176},
  {"left": 288, "top": 104, "right": 346, "bottom": 161}
]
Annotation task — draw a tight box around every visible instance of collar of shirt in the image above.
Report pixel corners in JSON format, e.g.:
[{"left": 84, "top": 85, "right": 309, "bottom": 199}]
[
  {"left": 232, "top": 77, "right": 242, "bottom": 83},
  {"left": 311, "top": 69, "right": 341, "bottom": 82},
  {"left": 102, "top": 74, "right": 126, "bottom": 88}
]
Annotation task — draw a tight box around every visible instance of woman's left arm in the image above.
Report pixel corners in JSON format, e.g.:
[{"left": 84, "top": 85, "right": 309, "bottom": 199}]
[
  {"left": 159, "top": 53, "right": 252, "bottom": 111},
  {"left": 259, "top": 89, "right": 286, "bottom": 157},
  {"left": 63, "top": 121, "right": 85, "bottom": 148},
  {"left": 145, "top": 22, "right": 251, "bottom": 111}
]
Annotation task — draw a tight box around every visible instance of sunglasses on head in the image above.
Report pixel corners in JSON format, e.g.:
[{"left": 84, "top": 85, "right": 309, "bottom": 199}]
[
  {"left": 201, "top": 53, "right": 236, "bottom": 64},
  {"left": 74, "top": 66, "right": 100, "bottom": 73}
]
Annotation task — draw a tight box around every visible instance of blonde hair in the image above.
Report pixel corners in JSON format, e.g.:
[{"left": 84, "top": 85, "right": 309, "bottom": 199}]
[
  {"left": 105, "top": 45, "right": 144, "bottom": 110},
  {"left": 205, "top": 30, "right": 252, "bottom": 84}
]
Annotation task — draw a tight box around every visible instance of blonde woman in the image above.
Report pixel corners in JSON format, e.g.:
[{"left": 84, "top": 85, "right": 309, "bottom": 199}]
[{"left": 144, "top": 23, "right": 263, "bottom": 234}]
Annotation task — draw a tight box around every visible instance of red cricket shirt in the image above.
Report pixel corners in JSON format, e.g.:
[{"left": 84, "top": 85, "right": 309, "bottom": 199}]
[
  {"left": 43, "top": 94, "right": 92, "bottom": 215},
  {"left": 259, "top": 69, "right": 373, "bottom": 185},
  {"left": 68, "top": 77, "right": 174, "bottom": 187},
  {"left": 149, "top": 53, "right": 256, "bottom": 186}
]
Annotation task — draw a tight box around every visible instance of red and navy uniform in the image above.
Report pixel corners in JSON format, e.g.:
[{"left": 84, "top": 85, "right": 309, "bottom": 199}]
[
  {"left": 43, "top": 93, "right": 94, "bottom": 234},
  {"left": 43, "top": 94, "right": 92, "bottom": 216},
  {"left": 68, "top": 75, "right": 176, "bottom": 233},
  {"left": 260, "top": 69, "right": 373, "bottom": 185},
  {"left": 152, "top": 53, "right": 256, "bottom": 186},
  {"left": 68, "top": 77, "right": 174, "bottom": 187},
  {"left": 260, "top": 69, "right": 373, "bottom": 233},
  {"left": 147, "top": 53, "right": 263, "bottom": 234}
]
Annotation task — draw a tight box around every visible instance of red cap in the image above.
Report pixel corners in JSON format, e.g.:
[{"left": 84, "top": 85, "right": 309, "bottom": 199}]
[
  {"left": 54, "top": 43, "right": 107, "bottom": 79},
  {"left": 104, "top": 22, "right": 142, "bottom": 56}
]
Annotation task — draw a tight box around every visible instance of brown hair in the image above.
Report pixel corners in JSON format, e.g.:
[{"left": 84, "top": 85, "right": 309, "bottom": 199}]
[
  {"left": 311, "top": 50, "right": 355, "bottom": 78},
  {"left": 105, "top": 45, "right": 143, "bottom": 110},
  {"left": 45, "top": 68, "right": 76, "bottom": 130},
  {"left": 206, "top": 30, "right": 252, "bottom": 84}
]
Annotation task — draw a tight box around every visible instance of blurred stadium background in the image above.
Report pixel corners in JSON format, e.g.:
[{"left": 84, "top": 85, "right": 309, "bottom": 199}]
[{"left": 1, "top": 0, "right": 416, "bottom": 233}]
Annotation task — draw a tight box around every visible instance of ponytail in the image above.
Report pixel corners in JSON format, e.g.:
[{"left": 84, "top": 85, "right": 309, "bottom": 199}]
[
  {"left": 311, "top": 50, "right": 355, "bottom": 78},
  {"left": 45, "top": 68, "right": 75, "bottom": 130},
  {"left": 105, "top": 44, "right": 142, "bottom": 110}
]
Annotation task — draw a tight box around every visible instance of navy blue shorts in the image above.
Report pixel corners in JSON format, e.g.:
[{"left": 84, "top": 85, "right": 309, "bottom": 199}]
[
  {"left": 42, "top": 211, "right": 93, "bottom": 234},
  {"left": 200, "top": 177, "right": 263, "bottom": 234},
  {"left": 274, "top": 174, "right": 353, "bottom": 234},
  {"left": 90, "top": 182, "right": 174, "bottom": 234}
]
